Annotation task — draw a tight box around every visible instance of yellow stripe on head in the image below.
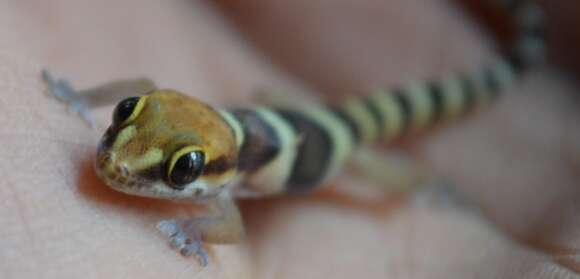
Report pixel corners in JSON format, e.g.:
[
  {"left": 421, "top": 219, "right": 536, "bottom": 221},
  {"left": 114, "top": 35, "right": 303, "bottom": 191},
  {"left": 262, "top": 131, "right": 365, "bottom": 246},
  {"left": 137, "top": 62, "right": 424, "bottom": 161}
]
[
  {"left": 117, "top": 95, "right": 148, "bottom": 126},
  {"left": 128, "top": 148, "right": 163, "bottom": 171},
  {"left": 112, "top": 125, "right": 137, "bottom": 151}
]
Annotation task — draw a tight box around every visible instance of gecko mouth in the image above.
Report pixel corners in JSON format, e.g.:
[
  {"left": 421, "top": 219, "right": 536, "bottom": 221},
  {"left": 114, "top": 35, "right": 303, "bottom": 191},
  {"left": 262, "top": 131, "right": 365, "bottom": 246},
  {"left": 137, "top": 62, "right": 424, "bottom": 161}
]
[{"left": 95, "top": 151, "right": 143, "bottom": 191}]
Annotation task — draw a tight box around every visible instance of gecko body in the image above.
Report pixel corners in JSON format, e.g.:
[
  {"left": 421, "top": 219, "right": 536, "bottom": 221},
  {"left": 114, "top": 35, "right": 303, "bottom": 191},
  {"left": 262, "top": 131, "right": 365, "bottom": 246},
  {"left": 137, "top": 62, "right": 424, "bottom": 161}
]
[{"left": 45, "top": 0, "right": 545, "bottom": 266}]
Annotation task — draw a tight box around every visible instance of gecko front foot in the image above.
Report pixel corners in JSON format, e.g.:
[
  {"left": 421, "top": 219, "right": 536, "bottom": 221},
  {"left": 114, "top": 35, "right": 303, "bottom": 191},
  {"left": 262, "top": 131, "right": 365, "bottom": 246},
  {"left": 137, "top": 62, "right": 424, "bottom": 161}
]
[
  {"left": 157, "top": 219, "right": 209, "bottom": 266},
  {"left": 41, "top": 69, "right": 96, "bottom": 128}
]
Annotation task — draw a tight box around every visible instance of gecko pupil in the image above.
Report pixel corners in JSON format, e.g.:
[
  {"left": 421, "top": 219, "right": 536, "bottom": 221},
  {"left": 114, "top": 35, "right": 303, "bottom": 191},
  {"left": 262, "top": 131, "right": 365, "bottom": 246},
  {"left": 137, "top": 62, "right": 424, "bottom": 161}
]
[
  {"left": 168, "top": 151, "right": 205, "bottom": 189},
  {"left": 113, "top": 96, "right": 140, "bottom": 125}
]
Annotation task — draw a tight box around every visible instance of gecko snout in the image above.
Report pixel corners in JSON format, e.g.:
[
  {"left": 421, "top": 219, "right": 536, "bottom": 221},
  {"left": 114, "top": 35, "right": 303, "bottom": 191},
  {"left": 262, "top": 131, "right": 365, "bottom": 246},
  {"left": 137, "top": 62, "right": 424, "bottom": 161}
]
[{"left": 96, "top": 151, "right": 131, "bottom": 182}]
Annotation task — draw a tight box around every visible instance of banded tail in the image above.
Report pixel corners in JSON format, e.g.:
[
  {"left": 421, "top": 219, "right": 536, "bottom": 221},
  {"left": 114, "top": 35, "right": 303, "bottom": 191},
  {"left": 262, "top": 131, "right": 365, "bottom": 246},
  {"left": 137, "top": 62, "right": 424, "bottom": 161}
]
[
  {"left": 331, "top": 0, "right": 545, "bottom": 144},
  {"left": 221, "top": 1, "right": 545, "bottom": 196}
]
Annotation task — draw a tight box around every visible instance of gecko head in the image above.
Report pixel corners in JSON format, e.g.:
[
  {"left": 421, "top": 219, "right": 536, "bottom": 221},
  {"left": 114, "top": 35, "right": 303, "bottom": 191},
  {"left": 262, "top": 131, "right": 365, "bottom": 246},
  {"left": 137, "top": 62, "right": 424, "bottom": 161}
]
[{"left": 95, "top": 90, "right": 238, "bottom": 200}]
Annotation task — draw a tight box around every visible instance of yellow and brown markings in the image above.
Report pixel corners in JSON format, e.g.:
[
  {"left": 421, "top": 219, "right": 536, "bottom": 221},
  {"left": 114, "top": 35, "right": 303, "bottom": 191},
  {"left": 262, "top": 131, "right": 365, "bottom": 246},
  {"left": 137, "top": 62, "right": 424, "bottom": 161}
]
[
  {"left": 227, "top": 107, "right": 298, "bottom": 195},
  {"left": 367, "top": 89, "right": 405, "bottom": 140},
  {"left": 323, "top": 56, "right": 521, "bottom": 147},
  {"left": 226, "top": 103, "right": 355, "bottom": 194},
  {"left": 229, "top": 108, "right": 281, "bottom": 172},
  {"left": 274, "top": 109, "right": 335, "bottom": 193},
  {"left": 328, "top": 105, "right": 362, "bottom": 144},
  {"left": 94, "top": 0, "right": 544, "bottom": 200},
  {"left": 99, "top": 90, "right": 239, "bottom": 187},
  {"left": 274, "top": 105, "right": 355, "bottom": 193},
  {"left": 337, "top": 97, "right": 382, "bottom": 143},
  {"left": 218, "top": 110, "right": 245, "bottom": 148}
]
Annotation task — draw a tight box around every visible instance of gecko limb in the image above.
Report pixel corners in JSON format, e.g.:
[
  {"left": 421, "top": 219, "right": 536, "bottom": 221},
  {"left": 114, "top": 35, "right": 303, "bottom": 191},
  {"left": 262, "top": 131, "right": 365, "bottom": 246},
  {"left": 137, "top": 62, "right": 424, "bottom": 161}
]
[
  {"left": 42, "top": 69, "right": 96, "bottom": 128},
  {"left": 157, "top": 219, "right": 209, "bottom": 266},
  {"left": 41, "top": 69, "right": 157, "bottom": 128},
  {"left": 156, "top": 191, "right": 244, "bottom": 266}
]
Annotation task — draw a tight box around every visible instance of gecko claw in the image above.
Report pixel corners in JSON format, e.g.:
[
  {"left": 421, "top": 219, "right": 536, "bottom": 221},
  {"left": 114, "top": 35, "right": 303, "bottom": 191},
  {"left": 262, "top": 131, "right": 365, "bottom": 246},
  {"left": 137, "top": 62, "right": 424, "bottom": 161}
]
[
  {"left": 157, "top": 219, "right": 209, "bottom": 266},
  {"left": 181, "top": 241, "right": 209, "bottom": 266}
]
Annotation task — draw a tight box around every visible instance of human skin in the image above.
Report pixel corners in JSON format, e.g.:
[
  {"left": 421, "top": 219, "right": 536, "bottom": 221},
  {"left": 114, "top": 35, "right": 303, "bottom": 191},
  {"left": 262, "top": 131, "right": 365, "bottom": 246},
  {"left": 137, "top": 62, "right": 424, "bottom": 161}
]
[{"left": 1, "top": 0, "right": 580, "bottom": 278}]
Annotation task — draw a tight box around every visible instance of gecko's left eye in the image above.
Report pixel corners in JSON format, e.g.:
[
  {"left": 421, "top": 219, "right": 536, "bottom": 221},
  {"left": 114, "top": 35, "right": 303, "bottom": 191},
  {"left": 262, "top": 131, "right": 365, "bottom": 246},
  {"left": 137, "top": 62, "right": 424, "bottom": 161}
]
[
  {"left": 166, "top": 146, "right": 206, "bottom": 190},
  {"left": 113, "top": 96, "right": 146, "bottom": 126}
]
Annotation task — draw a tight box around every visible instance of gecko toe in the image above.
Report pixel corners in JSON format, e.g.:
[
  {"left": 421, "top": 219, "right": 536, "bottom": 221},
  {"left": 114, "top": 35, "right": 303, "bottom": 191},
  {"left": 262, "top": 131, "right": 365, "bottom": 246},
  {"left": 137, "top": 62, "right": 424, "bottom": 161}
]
[
  {"left": 157, "top": 219, "right": 179, "bottom": 237},
  {"left": 158, "top": 219, "right": 209, "bottom": 266},
  {"left": 181, "top": 242, "right": 209, "bottom": 266},
  {"left": 169, "top": 232, "right": 187, "bottom": 249}
]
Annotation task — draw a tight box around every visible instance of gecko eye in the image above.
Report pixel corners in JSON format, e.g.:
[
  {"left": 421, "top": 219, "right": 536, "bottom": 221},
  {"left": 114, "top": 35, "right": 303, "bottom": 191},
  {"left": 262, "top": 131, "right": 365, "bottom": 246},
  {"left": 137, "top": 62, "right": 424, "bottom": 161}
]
[
  {"left": 166, "top": 147, "right": 206, "bottom": 190},
  {"left": 113, "top": 96, "right": 144, "bottom": 125}
]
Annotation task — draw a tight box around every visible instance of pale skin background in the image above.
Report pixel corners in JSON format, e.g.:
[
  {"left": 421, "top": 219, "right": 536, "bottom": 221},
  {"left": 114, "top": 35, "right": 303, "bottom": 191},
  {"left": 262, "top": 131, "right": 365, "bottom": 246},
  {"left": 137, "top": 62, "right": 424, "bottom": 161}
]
[{"left": 1, "top": 0, "right": 580, "bottom": 278}]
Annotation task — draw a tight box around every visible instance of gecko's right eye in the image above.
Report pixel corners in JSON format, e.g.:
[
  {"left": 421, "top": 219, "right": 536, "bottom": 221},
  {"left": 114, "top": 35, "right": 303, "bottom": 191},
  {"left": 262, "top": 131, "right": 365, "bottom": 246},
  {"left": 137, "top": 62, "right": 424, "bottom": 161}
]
[
  {"left": 165, "top": 146, "right": 206, "bottom": 190},
  {"left": 113, "top": 96, "right": 146, "bottom": 125}
]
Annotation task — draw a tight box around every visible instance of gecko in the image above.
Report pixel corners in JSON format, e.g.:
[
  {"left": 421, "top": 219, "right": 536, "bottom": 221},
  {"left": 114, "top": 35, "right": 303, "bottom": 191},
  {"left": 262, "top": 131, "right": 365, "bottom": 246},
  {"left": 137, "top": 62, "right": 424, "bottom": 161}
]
[{"left": 42, "top": 0, "right": 544, "bottom": 266}]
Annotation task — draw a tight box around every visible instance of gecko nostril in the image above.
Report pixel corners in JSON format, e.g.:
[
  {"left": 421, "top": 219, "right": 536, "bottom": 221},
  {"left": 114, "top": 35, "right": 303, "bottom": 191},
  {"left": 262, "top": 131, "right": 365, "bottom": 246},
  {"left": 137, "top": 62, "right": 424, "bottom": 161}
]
[
  {"left": 193, "top": 188, "right": 204, "bottom": 197},
  {"left": 116, "top": 164, "right": 130, "bottom": 177},
  {"left": 99, "top": 152, "right": 113, "bottom": 164}
]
